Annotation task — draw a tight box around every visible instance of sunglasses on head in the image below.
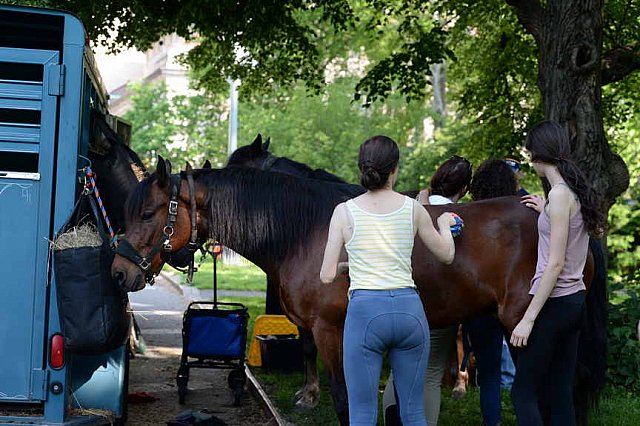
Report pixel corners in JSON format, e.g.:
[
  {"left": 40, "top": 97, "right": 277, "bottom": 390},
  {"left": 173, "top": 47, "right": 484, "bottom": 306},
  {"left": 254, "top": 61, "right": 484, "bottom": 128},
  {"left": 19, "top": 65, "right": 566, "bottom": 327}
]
[{"left": 504, "top": 158, "right": 521, "bottom": 172}]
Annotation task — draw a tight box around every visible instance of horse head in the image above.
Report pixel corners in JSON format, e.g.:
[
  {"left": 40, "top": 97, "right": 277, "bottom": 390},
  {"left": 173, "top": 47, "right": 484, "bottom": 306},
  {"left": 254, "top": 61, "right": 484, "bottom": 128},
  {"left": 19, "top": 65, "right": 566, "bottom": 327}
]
[
  {"left": 88, "top": 113, "right": 148, "bottom": 234},
  {"left": 111, "top": 156, "right": 202, "bottom": 292},
  {"left": 227, "top": 133, "right": 272, "bottom": 169}
]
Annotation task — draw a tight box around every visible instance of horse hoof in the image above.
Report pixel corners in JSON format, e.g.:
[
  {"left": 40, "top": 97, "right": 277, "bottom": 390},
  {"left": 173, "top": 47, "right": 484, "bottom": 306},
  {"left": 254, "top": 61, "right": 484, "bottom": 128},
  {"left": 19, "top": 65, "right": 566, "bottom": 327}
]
[{"left": 452, "top": 388, "right": 467, "bottom": 401}]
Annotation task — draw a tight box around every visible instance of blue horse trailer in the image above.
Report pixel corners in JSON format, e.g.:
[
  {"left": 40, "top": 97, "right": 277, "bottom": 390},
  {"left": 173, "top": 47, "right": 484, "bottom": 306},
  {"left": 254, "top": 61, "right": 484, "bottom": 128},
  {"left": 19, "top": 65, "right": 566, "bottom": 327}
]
[{"left": 0, "top": 5, "right": 127, "bottom": 425}]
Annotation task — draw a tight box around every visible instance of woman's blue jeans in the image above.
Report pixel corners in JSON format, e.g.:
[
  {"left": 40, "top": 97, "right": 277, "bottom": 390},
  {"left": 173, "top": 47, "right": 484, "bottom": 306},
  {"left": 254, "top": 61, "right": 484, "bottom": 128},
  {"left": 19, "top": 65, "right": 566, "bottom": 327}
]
[{"left": 344, "top": 288, "right": 430, "bottom": 426}]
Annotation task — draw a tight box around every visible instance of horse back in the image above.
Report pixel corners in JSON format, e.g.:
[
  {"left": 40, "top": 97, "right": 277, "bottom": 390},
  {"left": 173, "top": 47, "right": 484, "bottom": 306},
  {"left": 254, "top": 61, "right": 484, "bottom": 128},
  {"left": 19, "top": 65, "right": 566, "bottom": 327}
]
[{"left": 413, "top": 197, "right": 539, "bottom": 328}]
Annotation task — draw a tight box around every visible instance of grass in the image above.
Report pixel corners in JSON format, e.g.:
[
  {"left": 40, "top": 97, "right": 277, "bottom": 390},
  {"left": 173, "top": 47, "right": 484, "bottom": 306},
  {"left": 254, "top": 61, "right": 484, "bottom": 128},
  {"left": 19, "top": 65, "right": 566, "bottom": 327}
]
[
  {"left": 194, "top": 266, "right": 640, "bottom": 426},
  {"left": 165, "top": 255, "right": 267, "bottom": 291}
]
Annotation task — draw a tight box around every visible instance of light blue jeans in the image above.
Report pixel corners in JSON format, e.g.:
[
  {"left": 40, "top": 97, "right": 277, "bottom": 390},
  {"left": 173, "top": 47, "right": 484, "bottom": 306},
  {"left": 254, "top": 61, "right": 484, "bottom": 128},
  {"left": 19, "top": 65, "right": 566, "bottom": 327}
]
[{"left": 344, "top": 288, "right": 430, "bottom": 426}]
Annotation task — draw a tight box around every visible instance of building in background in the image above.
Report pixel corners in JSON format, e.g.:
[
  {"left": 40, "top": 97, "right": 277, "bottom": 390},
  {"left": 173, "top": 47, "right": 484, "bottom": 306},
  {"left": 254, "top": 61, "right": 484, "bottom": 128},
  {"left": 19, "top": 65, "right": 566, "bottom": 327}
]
[{"left": 94, "top": 35, "right": 195, "bottom": 116}]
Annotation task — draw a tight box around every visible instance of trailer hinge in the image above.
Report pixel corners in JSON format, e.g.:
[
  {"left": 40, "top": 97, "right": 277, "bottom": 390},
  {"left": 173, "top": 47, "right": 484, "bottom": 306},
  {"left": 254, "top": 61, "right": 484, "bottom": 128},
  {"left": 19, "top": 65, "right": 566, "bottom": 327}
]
[
  {"left": 48, "top": 64, "right": 66, "bottom": 96},
  {"left": 31, "top": 369, "right": 50, "bottom": 400}
]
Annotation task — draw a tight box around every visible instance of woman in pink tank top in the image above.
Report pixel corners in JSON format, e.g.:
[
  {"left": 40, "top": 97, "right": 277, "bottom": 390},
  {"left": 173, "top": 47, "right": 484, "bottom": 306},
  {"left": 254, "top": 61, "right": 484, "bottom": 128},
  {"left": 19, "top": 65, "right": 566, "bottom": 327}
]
[{"left": 510, "top": 122, "right": 606, "bottom": 426}]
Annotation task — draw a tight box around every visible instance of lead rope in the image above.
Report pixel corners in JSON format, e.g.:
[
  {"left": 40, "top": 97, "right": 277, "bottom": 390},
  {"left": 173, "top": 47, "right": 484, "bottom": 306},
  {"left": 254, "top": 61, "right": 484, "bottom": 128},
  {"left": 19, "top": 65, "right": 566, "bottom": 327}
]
[{"left": 84, "top": 166, "right": 117, "bottom": 246}]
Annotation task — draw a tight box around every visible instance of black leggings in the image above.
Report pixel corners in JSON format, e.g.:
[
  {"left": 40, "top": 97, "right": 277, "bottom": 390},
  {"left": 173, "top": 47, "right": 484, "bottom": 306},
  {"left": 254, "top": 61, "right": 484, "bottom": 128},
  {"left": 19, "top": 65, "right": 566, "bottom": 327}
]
[{"left": 511, "top": 291, "right": 585, "bottom": 426}]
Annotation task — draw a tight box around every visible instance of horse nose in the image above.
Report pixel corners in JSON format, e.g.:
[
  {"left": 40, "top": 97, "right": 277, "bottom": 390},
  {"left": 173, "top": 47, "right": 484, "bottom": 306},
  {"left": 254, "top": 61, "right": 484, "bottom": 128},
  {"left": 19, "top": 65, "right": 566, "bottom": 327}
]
[{"left": 114, "top": 270, "right": 127, "bottom": 288}]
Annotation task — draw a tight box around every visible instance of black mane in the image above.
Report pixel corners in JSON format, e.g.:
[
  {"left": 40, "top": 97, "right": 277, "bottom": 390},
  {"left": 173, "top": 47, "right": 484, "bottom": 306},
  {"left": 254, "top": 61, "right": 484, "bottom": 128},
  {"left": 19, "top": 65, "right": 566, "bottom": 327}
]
[
  {"left": 126, "top": 167, "right": 364, "bottom": 263},
  {"left": 199, "top": 167, "right": 363, "bottom": 262}
]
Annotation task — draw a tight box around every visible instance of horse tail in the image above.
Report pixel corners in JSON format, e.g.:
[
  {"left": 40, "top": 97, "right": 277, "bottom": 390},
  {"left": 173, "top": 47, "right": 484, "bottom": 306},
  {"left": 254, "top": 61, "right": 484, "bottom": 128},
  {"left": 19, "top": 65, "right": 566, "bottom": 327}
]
[{"left": 575, "top": 238, "right": 608, "bottom": 424}]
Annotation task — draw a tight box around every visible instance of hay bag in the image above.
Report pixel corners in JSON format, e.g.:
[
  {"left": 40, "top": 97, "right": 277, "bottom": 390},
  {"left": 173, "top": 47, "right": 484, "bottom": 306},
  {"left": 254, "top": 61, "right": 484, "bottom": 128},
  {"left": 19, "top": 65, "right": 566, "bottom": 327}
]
[{"left": 53, "top": 192, "right": 130, "bottom": 355}]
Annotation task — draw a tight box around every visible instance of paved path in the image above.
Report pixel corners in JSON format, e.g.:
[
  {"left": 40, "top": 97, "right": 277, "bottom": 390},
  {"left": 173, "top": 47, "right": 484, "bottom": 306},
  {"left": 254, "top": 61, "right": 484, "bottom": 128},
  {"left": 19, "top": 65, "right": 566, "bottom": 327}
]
[{"left": 126, "top": 276, "right": 272, "bottom": 426}]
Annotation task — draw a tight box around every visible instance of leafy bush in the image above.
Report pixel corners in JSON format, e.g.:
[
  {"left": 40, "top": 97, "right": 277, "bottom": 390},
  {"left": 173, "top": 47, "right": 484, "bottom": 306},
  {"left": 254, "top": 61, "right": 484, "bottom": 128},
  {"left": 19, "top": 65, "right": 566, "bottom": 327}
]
[{"left": 607, "top": 277, "right": 640, "bottom": 391}]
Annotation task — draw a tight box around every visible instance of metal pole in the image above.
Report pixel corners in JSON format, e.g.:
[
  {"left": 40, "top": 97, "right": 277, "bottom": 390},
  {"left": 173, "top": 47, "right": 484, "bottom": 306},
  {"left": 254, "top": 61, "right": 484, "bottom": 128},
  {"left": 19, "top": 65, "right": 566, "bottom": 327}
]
[{"left": 227, "top": 78, "right": 240, "bottom": 157}]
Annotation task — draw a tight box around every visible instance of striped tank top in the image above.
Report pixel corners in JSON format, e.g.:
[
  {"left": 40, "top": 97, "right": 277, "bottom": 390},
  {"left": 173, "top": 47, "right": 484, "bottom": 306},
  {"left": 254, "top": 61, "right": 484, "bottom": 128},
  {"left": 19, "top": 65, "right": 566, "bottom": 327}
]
[{"left": 345, "top": 196, "right": 415, "bottom": 291}]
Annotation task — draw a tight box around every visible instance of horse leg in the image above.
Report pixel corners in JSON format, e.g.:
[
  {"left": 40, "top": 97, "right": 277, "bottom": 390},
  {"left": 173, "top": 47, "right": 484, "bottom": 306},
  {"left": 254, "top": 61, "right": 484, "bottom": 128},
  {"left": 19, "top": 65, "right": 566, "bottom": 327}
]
[
  {"left": 452, "top": 325, "right": 469, "bottom": 400},
  {"left": 314, "top": 324, "right": 348, "bottom": 425},
  {"left": 292, "top": 328, "right": 320, "bottom": 410}
]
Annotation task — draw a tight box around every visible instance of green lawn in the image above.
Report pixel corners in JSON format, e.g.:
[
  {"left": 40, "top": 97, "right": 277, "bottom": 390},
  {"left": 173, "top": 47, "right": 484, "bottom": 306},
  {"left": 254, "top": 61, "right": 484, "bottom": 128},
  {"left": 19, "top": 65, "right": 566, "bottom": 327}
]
[{"left": 165, "top": 256, "right": 267, "bottom": 291}]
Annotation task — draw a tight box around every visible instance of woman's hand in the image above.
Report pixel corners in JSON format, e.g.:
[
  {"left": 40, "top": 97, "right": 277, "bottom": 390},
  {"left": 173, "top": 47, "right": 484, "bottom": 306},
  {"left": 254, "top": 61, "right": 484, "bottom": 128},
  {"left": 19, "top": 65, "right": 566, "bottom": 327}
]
[
  {"left": 437, "top": 212, "right": 457, "bottom": 229},
  {"left": 510, "top": 318, "right": 534, "bottom": 347},
  {"left": 521, "top": 194, "right": 545, "bottom": 213},
  {"left": 417, "top": 189, "right": 431, "bottom": 204}
]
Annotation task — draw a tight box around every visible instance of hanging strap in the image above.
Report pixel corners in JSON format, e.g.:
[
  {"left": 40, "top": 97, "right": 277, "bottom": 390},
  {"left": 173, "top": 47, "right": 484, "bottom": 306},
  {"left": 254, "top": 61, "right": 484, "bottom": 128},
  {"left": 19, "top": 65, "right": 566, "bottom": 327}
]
[{"left": 84, "top": 166, "right": 117, "bottom": 246}]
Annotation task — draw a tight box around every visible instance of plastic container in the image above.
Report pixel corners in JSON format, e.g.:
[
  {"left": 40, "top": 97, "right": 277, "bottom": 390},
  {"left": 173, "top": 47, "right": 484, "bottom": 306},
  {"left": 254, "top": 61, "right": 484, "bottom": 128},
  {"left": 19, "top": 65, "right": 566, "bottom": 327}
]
[{"left": 255, "top": 334, "right": 304, "bottom": 373}]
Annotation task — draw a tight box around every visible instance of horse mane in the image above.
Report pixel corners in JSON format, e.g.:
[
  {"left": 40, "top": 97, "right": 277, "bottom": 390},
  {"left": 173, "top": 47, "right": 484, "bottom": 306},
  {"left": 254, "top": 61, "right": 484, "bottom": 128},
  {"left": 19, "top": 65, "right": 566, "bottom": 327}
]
[
  {"left": 198, "top": 167, "right": 362, "bottom": 261},
  {"left": 126, "top": 167, "right": 364, "bottom": 262},
  {"left": 227, "top": 140, "right": 347, "bottom": 184},
  {"left": 271, "top": 157, "right": 347, "bottom": 183}
]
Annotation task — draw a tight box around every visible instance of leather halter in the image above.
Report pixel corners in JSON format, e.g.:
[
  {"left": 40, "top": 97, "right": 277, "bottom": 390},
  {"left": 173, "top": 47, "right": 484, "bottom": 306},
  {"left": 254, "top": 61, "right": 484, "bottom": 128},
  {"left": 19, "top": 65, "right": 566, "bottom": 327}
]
[{"left": 116, "top": 170, "right": 199, "bottom": 284}]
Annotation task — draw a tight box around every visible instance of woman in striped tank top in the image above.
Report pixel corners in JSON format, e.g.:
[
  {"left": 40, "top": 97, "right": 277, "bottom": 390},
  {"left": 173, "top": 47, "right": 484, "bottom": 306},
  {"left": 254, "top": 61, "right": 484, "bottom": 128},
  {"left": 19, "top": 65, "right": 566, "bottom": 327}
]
[
  {"left": 320, "top": 135, "right": 459, "bottom": 425},
  {"left": 510, "top": 122, "right": 606, "bottom": 426}
]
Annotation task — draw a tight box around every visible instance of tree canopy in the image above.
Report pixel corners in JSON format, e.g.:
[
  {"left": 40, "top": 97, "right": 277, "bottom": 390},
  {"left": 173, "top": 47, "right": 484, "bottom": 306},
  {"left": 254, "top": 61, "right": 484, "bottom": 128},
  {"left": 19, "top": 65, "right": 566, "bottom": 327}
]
[{"left": 12, "top": 0, "right": 639, "bottom": 204}]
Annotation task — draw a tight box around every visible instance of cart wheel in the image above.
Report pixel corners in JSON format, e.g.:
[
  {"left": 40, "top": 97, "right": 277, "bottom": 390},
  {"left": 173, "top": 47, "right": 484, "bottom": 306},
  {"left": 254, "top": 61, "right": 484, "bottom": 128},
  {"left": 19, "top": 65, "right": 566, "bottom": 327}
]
[
  {"left": 177, "top": 367, "right": 189, "bottom": 404},
  {"left": 228, "top": 369, "right": 246, "bottom": 406}
]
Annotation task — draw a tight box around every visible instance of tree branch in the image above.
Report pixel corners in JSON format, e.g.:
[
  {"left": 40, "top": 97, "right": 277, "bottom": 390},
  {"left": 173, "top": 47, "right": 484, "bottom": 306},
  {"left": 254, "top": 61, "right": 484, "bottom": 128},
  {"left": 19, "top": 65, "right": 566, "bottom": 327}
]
[
  {"left": 601, "top": 43, "right": 640, "bottom": 85},
  {"left": 505, "top": 0, "right": 543, "bottom": 43}
]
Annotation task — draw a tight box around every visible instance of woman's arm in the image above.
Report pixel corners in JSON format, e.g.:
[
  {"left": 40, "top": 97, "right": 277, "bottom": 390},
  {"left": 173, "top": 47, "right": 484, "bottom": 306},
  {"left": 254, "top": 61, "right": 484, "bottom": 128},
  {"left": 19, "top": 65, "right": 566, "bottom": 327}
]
[
  {"left": 320, "top": 203, "right": 348, "bottom": 284},
  {"left": 413, "top": 200, "right": 456, "bottom": 264},
  {"left": 510, "top": 188, "right": 572, "bottom": 347}
]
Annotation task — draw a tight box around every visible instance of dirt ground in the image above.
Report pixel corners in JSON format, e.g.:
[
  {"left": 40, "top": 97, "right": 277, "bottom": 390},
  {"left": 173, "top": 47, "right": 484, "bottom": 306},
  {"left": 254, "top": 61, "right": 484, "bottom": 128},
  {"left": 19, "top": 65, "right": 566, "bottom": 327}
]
[
  {"left": 126, "top": 345, "right": 273, "bottom": 426},
  {"left": 125, "top": 278, "right": 275, "bottom": 426}
]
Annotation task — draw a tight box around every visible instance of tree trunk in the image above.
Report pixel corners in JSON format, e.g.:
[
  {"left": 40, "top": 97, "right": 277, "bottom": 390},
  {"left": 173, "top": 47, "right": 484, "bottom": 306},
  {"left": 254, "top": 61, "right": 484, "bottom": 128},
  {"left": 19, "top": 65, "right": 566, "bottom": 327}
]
[{"left": 537, "top": 0, "right": 628, "bottom": 208}]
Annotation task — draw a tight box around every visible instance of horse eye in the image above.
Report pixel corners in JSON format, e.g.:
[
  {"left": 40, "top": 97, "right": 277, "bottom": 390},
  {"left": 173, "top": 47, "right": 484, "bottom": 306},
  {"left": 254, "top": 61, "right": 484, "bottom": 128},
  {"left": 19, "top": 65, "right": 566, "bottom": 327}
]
[{"left": 141, "top": 211, "right": 154, "bottom": 221}]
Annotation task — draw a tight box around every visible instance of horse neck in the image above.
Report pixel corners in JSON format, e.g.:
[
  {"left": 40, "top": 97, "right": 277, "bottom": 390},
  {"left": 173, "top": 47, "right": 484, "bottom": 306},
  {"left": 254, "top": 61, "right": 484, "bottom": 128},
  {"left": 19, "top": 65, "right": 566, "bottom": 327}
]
[{"left": 195, "top": 170, "right": 340, "bottom": 273}]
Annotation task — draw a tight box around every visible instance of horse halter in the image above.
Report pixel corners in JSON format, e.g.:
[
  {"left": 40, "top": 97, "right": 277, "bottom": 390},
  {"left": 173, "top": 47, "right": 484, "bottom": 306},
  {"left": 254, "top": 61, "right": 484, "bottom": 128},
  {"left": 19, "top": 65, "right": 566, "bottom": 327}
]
[{"left": 116, "top": 171, "right": 199, "bottom": 284}]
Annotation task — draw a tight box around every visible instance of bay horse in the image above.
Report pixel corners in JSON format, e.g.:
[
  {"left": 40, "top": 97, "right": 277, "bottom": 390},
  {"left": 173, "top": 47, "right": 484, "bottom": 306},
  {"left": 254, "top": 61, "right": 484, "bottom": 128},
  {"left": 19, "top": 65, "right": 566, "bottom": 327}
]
[
  {"left": 111, "top": 158, "right": 602, "bottom": 424},
  {"left": 228, "top": 136, "right": 607, "bottom": 418}
]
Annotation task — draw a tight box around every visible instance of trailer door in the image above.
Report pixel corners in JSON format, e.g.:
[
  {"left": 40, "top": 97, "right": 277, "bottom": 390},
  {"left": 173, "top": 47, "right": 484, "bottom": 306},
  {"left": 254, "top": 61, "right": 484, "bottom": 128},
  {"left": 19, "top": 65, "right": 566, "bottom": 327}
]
[{"left": 0, "top": 48, "right": 60, "bottom": 403}]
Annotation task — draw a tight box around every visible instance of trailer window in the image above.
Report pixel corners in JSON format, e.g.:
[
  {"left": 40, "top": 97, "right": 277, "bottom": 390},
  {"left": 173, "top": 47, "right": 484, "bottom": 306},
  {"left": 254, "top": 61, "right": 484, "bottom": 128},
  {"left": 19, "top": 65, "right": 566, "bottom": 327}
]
[
  {"left": 0, "top": 152, "right": 38, "bottom": 173},
  {"left": 0, "top": 62, "right": 43, "bottom": 82},
  {"left": 0, "top": 108, "right": 41, "bottom": 125},
  {"left": 0, "top": 11, "right": 63, "bottom": 51}
]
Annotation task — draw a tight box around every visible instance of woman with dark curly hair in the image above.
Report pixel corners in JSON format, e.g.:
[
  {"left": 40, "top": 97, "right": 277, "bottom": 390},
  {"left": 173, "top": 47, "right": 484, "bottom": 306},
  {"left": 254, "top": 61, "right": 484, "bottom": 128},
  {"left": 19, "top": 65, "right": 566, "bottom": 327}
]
[{"left": 511, "top": 121, "right": 606, "bottom": 426}]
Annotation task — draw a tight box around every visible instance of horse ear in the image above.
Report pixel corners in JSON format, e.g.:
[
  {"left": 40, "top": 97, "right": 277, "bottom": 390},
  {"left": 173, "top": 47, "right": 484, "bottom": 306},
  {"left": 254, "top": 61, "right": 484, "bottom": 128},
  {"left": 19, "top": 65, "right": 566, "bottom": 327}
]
[
  {"left": 263, "top": 137, "right": 271, "bottom": 152},
  {"left": 156, "top": 155, "right": 171, "bottom": 188},
  {"left": 250, "top": 134, "right": 262, "bottom": 152},
  {"left": 202, "top": 159, "right": 212, "bottom": 169},
  {"left": 185, "top": 162, "right": 193, "bottom": 172}
]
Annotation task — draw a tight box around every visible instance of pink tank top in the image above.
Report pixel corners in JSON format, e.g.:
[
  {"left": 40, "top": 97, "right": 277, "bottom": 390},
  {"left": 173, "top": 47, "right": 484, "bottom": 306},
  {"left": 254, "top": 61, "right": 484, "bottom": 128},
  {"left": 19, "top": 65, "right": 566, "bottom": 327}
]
[{"left": 529, "top": 203, "right": 588, "bottom": 297}]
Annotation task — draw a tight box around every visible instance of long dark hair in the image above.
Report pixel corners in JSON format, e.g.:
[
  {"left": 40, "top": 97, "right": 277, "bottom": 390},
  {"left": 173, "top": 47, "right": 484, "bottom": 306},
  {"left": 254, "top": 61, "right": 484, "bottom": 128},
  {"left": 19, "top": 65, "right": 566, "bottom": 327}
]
[
  {"left": 430, "top": 155, "right": 473, "bottom": 198},
  {"left": 470, "top": 159, "right": 517, "bottom": 201},
  {"left": 526, "top": 121, "right": 606, "bottom": 237},
  {"left": 358, "top": 135, "right": 399, "bottom": 190}
]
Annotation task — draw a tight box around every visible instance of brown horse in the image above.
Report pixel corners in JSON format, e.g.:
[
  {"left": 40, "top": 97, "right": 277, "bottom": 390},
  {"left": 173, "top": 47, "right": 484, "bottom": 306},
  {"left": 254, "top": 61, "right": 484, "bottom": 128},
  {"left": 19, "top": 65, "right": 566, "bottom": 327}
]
[{"left": 111, "top": 158, "right": 596, "bottom": 424}]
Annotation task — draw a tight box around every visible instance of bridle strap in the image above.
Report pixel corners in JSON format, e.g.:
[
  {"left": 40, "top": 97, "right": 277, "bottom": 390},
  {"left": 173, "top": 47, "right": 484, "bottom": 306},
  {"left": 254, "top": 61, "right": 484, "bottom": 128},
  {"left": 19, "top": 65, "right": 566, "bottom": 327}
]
[
  {"left": 162, "top": 174, "right": 182, "bottom": 252},
  {"left": 184, "top": 170, "right": 199, "bottom": 283}
]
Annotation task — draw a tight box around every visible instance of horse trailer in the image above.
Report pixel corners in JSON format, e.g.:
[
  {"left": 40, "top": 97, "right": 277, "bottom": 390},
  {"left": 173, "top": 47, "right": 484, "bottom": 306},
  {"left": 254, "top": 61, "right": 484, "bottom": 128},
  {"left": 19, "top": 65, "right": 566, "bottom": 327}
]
[{"left": 0, "top": 5, "right": 127, "bottom": 425}]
